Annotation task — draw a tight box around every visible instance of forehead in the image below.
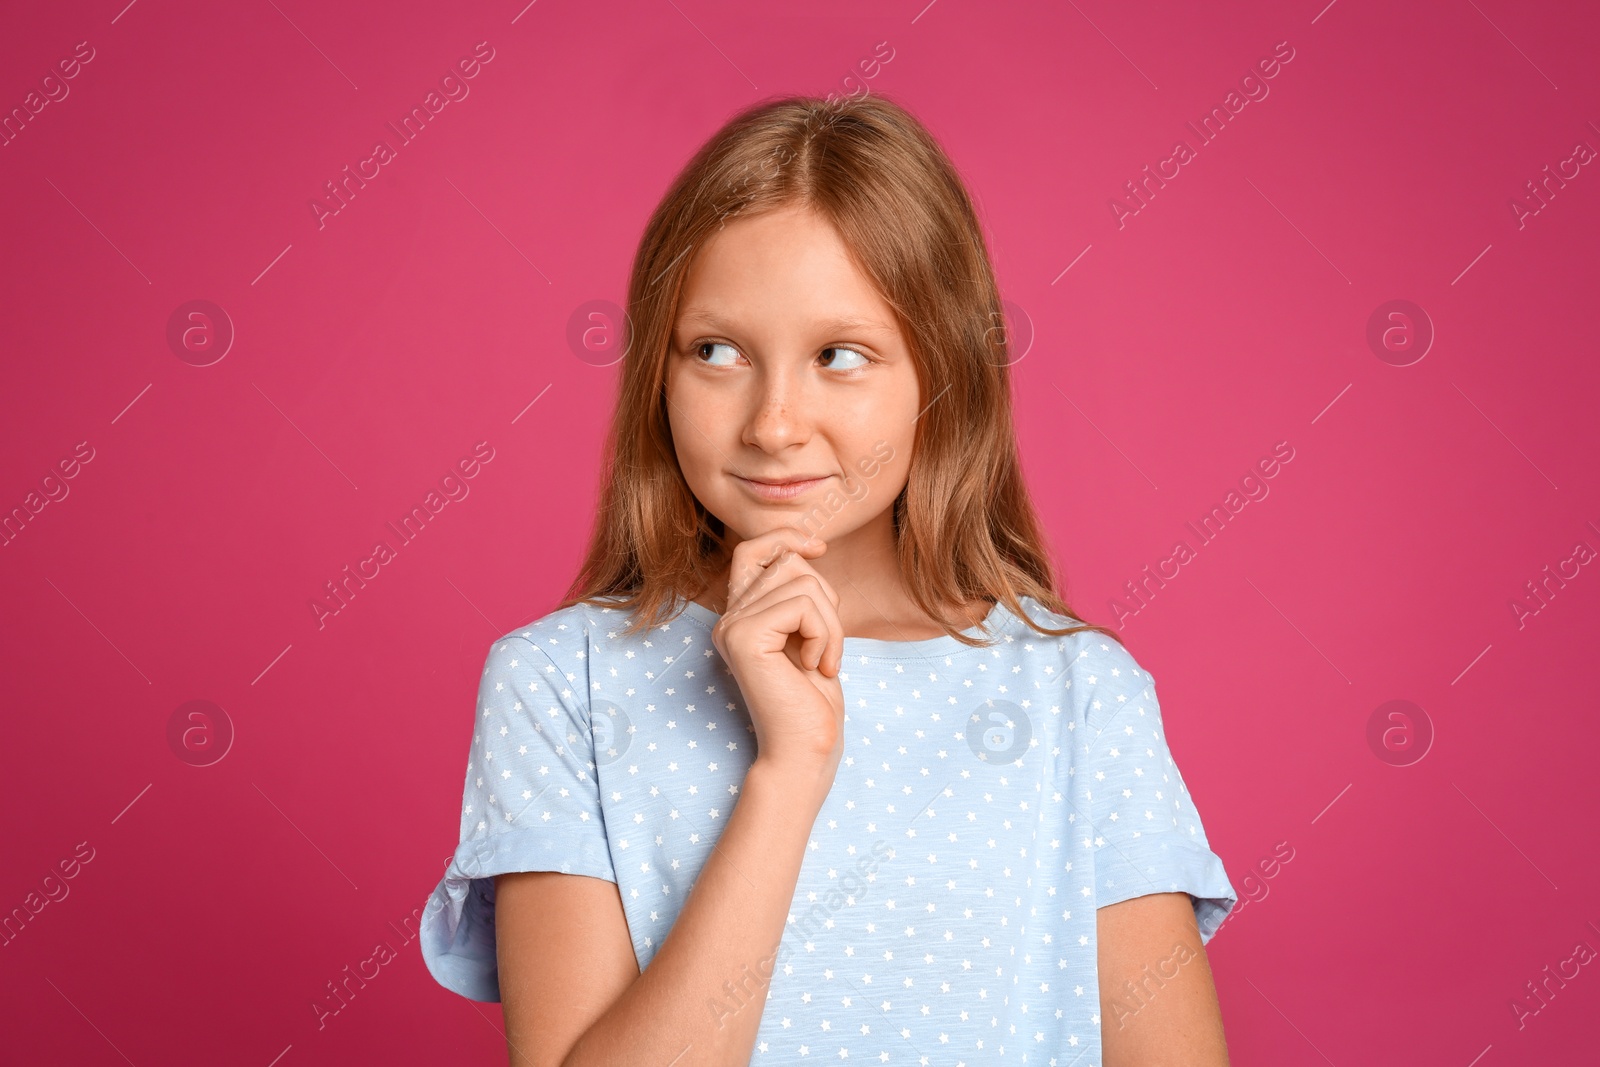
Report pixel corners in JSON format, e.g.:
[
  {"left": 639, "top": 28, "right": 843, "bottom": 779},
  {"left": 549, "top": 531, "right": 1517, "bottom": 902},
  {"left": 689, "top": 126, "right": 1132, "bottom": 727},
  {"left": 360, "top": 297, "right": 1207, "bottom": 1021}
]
[
  {"left": 673, "top": 207, "right": 901, "bottom": 337},
  {"left": 677, "top": 306, "right": 897, "bottom": 338}
]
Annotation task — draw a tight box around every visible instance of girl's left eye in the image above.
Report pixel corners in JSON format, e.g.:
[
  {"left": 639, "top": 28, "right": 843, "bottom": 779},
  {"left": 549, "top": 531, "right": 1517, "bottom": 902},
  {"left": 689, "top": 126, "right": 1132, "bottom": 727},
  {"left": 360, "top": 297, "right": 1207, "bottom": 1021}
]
[
  {"left": 696, "top": 341, "right": 741, "bottom": 366},
  {"left": 819, "top": 346, "right": 870, "bottom": 372}
]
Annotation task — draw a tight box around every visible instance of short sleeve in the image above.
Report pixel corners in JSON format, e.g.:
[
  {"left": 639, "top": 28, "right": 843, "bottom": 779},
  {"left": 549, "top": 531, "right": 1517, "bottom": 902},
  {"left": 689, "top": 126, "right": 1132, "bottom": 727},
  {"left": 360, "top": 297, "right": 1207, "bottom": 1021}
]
[
  {"left": 1079, "top": 642, "right": 1237, "bottom": 943},
  {"left": 419, "top": 633, "right": 618, "bottom": 1002}
]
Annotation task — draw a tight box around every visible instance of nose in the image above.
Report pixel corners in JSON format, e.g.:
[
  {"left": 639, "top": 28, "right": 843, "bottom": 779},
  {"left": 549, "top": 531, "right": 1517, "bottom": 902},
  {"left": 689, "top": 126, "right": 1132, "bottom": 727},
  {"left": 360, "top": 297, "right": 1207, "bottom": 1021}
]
[{"left": 740, "top": 361, "right": 812, "bottom": 453}]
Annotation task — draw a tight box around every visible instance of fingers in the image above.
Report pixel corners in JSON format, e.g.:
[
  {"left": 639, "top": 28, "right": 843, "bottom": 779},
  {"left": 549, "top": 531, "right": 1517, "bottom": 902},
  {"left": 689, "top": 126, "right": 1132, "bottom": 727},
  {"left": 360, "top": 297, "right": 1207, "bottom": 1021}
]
[
  {"left": 728, "top": 547, "right": 829, "bottom": 620},
  {"left": 727, "top": 548, "right": 842, "bottom": 631},
  {"left": 728, "top": 570, "right": 842, "bottom": 652},
  {"left": 729, "top": 526, "right": 826, "bottom": 608},
  {"left": 718, "top": 526, "right": 844, "bottom": 676},
  {"left": 722, "top": 567, "right": 843, "bottom": 677},
  {"left": 726, "top": 526, "right": 833, "bottom": 613},
  {"left": 725, "top": 586, "right": 842, "bottom": 675}
]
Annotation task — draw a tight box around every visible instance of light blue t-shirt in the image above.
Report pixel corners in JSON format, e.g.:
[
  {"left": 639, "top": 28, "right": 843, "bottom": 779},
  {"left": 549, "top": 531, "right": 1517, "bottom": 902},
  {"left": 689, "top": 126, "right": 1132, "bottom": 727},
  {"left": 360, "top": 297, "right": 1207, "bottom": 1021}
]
[{"left": 420, "top": 593, "right": 1236, "bottom": 1065}]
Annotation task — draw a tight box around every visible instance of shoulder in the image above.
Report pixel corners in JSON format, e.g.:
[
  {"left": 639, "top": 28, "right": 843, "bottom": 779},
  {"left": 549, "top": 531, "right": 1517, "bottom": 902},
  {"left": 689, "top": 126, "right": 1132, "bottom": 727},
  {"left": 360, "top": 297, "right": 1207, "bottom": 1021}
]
[
  {"left": 1005, "top": 596, "right": 1154, "bottom": 696},
  {"left": 488, "top": 594, "right": 664, "bottom": 668},
  {"left": 498, "top": 600, "right": 602, "bottom": 656},
  {"left": 477, "top": 601, "right": 623, "bottom": 725},
  {"left": 472, "top": 603, "right": 602, "bottom": 704}
]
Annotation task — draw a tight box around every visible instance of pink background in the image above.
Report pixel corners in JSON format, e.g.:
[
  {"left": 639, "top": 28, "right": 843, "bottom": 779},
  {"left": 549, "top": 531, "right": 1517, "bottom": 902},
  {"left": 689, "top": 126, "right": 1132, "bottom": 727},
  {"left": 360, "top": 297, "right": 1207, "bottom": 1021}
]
[{"left": 3, "top": 1, "right": 1597, "bottom": 1064}]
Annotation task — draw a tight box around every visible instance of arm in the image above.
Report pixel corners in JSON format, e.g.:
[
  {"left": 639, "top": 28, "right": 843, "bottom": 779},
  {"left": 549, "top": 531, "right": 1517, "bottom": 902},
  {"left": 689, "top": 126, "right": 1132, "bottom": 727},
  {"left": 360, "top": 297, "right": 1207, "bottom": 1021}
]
[
  {"left": 1097, "top": 892, "right": 1230, "bottom": 1067},
  {"left": 495, "top": 757, "right": 833, "bottom": 1067},
  {"left": 494, "top": 870, "right": 638, "bottom": 1067}
]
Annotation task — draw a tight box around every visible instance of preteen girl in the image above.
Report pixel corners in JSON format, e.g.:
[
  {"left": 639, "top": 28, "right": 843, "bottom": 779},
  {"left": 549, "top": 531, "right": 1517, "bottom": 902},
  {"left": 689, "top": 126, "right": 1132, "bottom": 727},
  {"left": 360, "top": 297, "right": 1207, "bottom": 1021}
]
[{"left": 422, "top": 93, "right": 1237, "bottom": 1067}]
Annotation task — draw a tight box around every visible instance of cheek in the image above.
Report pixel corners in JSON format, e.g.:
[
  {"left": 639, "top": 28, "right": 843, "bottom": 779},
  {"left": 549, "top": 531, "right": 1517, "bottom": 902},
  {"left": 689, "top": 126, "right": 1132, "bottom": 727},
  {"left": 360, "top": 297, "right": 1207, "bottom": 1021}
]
[
  {"left": 668, "top": 413, "right": 711, "bottom": 483},
  {"left": 874, "top": 441, "right": 913, "bottom": 500},
  {"left": 867, "top": 378, "right": 919, "bottom": 486},
  {"left": 666, "top": 388, "right": 730, "bottom": 498}
]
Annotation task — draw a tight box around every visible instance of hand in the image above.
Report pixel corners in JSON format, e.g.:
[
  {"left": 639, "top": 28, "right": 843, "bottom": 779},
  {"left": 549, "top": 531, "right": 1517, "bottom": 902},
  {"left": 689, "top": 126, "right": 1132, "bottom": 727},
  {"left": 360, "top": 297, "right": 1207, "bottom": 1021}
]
[{"left": 709, "top": 527, "right": 846, "bottom": 782}]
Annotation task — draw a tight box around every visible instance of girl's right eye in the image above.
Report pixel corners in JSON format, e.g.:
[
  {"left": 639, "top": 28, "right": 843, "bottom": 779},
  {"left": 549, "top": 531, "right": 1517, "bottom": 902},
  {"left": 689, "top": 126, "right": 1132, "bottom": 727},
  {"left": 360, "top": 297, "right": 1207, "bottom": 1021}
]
[{"left": 694, "top": 341, "right": 741, "bottom": 367}]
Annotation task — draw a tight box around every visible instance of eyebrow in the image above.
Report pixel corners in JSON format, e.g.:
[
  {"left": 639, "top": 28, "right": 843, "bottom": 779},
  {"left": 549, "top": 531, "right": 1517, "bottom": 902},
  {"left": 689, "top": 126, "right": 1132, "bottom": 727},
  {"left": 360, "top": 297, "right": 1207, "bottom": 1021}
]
[{"left": 676, "top": 307, "right": 895, "bottom": 336}]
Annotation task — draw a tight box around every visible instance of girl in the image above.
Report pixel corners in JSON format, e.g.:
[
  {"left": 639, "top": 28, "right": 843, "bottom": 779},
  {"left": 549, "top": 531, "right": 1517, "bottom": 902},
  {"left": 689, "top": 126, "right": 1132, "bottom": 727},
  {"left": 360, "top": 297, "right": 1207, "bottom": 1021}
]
[{"left": 421, "top": 94, "right": 1237, "bottom": 1066}]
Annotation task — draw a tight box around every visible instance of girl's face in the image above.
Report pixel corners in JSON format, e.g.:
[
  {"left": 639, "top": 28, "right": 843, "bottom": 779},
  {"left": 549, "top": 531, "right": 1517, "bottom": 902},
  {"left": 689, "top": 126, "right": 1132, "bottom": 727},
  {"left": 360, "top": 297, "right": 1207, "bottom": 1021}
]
[{"left": 665, "top": 202, "right": 921, "bottom": 549}]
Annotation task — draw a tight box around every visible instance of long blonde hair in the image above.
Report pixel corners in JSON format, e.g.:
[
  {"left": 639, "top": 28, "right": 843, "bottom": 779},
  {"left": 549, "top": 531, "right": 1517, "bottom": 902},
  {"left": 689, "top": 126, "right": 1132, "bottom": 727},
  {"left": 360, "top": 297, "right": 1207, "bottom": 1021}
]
[{"left": 560, "top": 93, "right": 1119, "bottom": 649}]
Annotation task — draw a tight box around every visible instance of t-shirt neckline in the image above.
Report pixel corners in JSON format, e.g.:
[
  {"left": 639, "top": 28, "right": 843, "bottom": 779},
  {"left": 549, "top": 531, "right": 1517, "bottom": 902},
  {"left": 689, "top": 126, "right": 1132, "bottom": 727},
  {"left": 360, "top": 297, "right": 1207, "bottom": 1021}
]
[{"left": 674, "top": 595, "right": 1016, "bottom": 660}]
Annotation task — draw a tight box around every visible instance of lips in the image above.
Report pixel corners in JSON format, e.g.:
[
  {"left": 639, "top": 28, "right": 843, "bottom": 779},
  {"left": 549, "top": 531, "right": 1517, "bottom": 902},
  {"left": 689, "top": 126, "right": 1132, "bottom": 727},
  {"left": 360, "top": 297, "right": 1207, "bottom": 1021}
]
[
  {"left": 737, "top": 474, "right": 829, "bottom": 486},
  {"left": 732, "top": 473, "right": 831, "bottom": 500}
]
